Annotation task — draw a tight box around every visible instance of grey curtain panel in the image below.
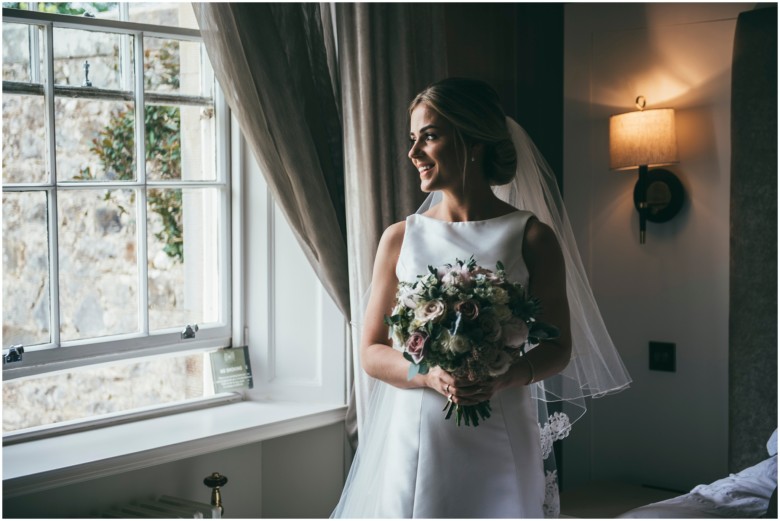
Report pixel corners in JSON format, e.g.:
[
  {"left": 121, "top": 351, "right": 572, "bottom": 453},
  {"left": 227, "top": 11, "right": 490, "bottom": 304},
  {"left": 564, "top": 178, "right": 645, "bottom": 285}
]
[
  {"left": 194, "top": 2, "right": 448, "bottom": 445},
  {"left": 336, "top": 3, "right": 447, "bottom": 441},
  {"left": 194, "top": 3, "right": 350, "bottom": 319},
  {"left": 729, "top": 5, "right": 777, "bottom": 472}
]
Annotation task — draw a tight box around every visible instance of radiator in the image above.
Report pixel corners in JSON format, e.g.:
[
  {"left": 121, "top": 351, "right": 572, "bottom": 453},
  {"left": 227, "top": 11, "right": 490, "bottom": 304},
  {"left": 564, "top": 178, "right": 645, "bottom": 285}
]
[{"left": 99, "top": 495, "right": 220, "bottom": 518}]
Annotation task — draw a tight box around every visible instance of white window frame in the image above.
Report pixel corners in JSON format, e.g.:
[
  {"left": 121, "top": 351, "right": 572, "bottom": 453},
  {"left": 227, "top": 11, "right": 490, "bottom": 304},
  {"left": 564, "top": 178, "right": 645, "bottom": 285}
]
[
  {"left": 1, "top": 6, "right": 346, "bottom": 461},
  {"left": 2, "top": 7, "right": 232, "bottom": 381}
]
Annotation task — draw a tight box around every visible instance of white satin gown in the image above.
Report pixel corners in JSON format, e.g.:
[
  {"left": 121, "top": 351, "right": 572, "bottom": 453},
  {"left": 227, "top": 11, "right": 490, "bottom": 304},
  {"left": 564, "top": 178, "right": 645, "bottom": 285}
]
[{"left": 333, "top": 211, "right": 546, "bottom": 518}]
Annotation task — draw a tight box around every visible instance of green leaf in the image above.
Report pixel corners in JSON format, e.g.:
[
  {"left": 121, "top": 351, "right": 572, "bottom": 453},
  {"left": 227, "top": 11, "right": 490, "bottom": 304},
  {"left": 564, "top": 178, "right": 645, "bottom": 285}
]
[{"left": 496, "top": 260, "right": 505, "bottom": 271}]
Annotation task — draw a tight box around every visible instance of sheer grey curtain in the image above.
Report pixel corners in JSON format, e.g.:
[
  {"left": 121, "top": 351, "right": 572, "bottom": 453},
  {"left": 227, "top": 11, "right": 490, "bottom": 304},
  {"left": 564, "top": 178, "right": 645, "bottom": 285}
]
[
  {"left": 336, "top": 3, "right": 447, "bottom": 440},
  {"left": 194, "top": 3, "right": 350, "bottom": 317},
  {"left": 194, "top": 2, "right": 447, "bottom": 442}
]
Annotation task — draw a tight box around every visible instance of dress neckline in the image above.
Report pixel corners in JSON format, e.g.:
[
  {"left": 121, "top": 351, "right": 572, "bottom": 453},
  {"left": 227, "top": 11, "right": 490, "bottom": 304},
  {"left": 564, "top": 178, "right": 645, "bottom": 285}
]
[{"left": 415, "top": 210, "right": 522, "bottom": 225}]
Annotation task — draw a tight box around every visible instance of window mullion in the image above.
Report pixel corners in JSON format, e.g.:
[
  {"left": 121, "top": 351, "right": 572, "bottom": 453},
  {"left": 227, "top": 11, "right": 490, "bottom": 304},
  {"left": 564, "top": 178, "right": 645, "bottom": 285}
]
[
  {"left": 29, "top": 24, "right": 40, "bottom": 83},
  {"left": 43, "top": 21, "right": 61, "bottom": 349},
  {"left": 134, "top": 32, "right": 149, "bottom": 336},
  {"left": 119, "top": 4, "right": 132, "bottom": 91}
]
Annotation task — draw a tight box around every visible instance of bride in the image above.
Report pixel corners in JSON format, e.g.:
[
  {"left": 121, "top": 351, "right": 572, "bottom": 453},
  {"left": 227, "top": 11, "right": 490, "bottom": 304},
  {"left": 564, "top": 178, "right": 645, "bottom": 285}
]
[{"left": 332, "top": 78, "right": 630, "bottom": 518}]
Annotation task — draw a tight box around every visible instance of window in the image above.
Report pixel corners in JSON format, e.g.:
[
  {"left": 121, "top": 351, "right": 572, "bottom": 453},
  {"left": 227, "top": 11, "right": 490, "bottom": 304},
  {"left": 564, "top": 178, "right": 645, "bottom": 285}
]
[{"left": 2, "top": 3, "right": 231, "bottom": 434}]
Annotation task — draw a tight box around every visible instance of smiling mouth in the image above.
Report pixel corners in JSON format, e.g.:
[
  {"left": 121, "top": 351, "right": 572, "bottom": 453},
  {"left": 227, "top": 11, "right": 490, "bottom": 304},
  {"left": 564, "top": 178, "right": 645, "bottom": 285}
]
[{"left": 418, "top": 164, "right": 433, "bottom": 174}]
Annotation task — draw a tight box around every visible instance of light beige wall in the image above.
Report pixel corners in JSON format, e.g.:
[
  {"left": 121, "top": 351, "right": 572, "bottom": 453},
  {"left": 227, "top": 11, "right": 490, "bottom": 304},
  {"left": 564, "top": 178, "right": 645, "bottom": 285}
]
[{"left": 563, "top": 3, "right": 753, "bottom": 491}]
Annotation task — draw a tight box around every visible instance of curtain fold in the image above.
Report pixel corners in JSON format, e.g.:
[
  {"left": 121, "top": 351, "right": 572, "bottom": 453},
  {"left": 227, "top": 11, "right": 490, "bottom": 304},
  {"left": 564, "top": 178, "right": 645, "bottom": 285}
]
[
  {"left": 195, "top": 2, "right": 449, "bottom": 444},
  {"left": 336, "top": 3, "right": 448, "bottom": 440},
  {"left": 194, "top": 3, "right": 350, "bottom": 318}
]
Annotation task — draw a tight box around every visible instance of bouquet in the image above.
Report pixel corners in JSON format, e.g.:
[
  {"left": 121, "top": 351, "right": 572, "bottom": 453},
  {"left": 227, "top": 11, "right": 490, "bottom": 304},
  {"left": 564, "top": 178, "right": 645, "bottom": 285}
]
[{"left": 384, "top": 256, "right": 559, "bottom": 426}]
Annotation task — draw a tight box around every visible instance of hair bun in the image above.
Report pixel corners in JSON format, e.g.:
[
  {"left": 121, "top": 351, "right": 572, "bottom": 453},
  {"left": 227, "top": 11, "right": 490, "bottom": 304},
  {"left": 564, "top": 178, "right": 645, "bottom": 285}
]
[{"left": 487, "top": 136, "right": 517, "bottom": 186}]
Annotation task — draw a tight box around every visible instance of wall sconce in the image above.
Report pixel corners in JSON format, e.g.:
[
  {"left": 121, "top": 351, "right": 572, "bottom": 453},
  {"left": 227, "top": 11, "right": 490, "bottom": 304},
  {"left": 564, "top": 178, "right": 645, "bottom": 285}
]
[{"left": 609, "top": 96, "right": 684, "bottom": 244}]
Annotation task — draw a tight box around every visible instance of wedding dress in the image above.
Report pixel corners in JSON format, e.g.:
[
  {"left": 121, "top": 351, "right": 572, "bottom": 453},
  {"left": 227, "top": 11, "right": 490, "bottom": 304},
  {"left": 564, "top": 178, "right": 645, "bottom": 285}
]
[
  {"left": 332, "top": 210, "right": 546, "bottom": 518},
  {"left": 333, "top": 118, "right": 631, "bottom": 518}
]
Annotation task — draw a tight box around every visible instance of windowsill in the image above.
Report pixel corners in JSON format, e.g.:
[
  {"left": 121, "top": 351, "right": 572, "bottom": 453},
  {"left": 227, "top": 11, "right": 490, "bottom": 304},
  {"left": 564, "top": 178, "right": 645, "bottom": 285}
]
[{"left": 3, "top": 400, "right": 347, "bottom": 498}]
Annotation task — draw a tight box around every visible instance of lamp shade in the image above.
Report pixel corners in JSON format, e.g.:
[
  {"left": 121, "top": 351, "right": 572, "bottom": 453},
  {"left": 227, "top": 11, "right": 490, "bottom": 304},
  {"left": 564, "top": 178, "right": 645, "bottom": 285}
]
[{"left": 609, "top": 108, "right": 678, "bottom": 170}]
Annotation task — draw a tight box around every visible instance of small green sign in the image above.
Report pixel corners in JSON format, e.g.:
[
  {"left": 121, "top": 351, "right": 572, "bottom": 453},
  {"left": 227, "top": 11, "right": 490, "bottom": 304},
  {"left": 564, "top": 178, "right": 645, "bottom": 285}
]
[{"left": 210, "top": 346, "right": 254, "bottom": 393}]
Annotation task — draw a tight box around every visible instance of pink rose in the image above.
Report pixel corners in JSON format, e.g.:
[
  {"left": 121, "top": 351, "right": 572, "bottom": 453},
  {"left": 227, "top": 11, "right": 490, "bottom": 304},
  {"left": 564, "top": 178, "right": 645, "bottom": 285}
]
[
  {"left": 455, "top": 299, "right": 480, "bottom": 321},
  {"left": 502, "top": 317, "right": 529, "bottom": 348},
  {"left": 405, "top": 331, "right": 429, "bottom": 363},
  {"left": 439, "top": 265, "right": 472, "bottom": 288}
]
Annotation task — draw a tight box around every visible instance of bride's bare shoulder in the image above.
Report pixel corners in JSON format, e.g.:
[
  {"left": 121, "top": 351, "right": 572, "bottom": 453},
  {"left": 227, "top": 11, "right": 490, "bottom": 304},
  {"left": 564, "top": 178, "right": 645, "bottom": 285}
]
[
  {"left": 378, "top": 220, "right": 407, "bottom": 255},
  {"left": 522, "top": 217, "right": 563, "bottom": 268}
]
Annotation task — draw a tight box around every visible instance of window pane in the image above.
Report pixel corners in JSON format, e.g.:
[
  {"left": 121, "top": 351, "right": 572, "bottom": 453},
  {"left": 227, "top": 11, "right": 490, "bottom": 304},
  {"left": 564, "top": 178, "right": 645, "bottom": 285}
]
[
  {"left": 145, "top": 104, "right": 215, "bottom": 181},
  {"left": 144, "top": 37, "right": 208, "bottom": 97},
  {"left": 2, "top": 191, "right": 51, "bottom": 347},
  {"left": 148, "top": 188, "right": 221, "bottom": 331},
  {"left": 3, "top": 93, "right": 47, "bottom": 184},
  {"left": 58, "top": 189, "right": 138, "bottom": 341},
  {"left": 130, "top": 3, "right": 198, "bottom": 31},
  {"left": 53, "top": 28, "right": 129, "bottom": 90},
  {"left": 2, "top": 352, "right": 211, "bottom": 433},
  {"left": 55, "top": 99, "right": 136, "bottom": 182},
  {"left": 3, "top": 22, "right": 41, "bottom": 83}
]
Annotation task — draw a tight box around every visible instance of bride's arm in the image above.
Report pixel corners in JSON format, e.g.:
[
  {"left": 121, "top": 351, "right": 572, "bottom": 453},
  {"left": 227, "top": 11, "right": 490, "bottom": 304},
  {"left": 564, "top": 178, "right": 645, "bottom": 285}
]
[
  {"left": 459, "top": 218, "right": 571, "bottom": 402},
  {"left": 505, "top": 217, "right": 572, "bottom": 386},
  {"left": 360, "top": 222, "right": 456, "bottom": 395}
]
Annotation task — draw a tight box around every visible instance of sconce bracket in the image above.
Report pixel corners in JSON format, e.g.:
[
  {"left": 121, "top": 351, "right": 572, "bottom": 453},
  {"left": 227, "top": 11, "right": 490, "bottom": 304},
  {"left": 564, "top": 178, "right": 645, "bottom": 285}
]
[{"left": 633, "top": 168, "right": 685, "bottom": 223}]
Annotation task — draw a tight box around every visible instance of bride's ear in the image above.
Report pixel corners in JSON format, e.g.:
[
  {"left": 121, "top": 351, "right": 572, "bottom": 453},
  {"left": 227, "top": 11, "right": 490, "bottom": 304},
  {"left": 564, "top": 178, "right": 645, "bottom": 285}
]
[{"left": 470, "top": 142, "right": 486, "bottom": 162}]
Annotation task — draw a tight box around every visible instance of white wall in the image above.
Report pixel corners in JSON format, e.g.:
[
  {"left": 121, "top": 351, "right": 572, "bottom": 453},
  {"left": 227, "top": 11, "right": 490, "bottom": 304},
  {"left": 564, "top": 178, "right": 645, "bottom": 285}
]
[
  {"left": 3, "top": 423, "right": 345, "bottom": 518},
  {"left": 563, "top": 3, "right": 753, "bottom": 491},
  {"left": 242, "top": 132, "right": 347, "bottom": 405}
]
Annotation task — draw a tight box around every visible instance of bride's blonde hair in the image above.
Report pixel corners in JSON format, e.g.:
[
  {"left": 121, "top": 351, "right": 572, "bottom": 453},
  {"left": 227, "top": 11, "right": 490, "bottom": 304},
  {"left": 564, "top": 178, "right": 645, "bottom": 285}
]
[{"left": 409, "top": 78, "right": 517, "bottom": 186}]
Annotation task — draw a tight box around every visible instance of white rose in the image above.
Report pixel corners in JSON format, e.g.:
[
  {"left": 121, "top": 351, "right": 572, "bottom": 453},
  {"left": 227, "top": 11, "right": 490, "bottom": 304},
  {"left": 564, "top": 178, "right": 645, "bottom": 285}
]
[
  {"left": 489, "top": 287, "right": 510, "bottom": 305},
  {"left": 447, "top": 333, "right": 472, "bottom": 354},
  {"left": 485, "top": 349, "right": 512, "bottom": 377},
  {"left": 414, "top": 299, "right": 446, "bottom": 324},
  {"left": 493, "top": 304, "right": 512, "bottom": 323},
  {"left": 398, "top": 285, "right": 420, "bottom": 309},
  {"left": 479, "top": 313, "right": 503, "bottom": 342},
  {"left": 502, "top": 317, "right": 529, "bottom": 348}
]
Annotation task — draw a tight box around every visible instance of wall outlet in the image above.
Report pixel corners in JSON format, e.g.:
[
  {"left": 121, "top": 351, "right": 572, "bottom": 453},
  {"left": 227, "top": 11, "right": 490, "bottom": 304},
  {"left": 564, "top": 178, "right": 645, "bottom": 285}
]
[{"left": 649, "top": 341, "right": 676, "bottom": 372}]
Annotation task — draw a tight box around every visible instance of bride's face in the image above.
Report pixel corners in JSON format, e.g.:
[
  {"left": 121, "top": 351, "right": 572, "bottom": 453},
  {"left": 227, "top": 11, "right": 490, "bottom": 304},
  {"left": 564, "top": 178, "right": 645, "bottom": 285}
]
[{"left": 408, "top": 103, "right": 466, "bottom": 193}]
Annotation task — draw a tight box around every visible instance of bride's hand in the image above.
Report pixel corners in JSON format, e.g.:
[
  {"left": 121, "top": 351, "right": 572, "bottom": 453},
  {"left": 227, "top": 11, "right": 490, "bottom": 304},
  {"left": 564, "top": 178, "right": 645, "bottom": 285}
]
[
  {"left": 425, "top": 368, "right": 501, "bottom": 406},
  {"left": 424, "top": 367, "right": 461, "bottom": 401},
  {"left": 454, "top": 358, "right": 535, "bottom": 404},
  {"left": 448, "top": 377, "right": 503, "bottom": 406}
]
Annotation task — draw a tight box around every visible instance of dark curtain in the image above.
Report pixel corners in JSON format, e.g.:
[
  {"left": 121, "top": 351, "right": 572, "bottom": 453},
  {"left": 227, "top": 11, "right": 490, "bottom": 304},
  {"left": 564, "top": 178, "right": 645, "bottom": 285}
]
[{"left": 729, "top": 5, "right": 778, "bottom": 471}]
